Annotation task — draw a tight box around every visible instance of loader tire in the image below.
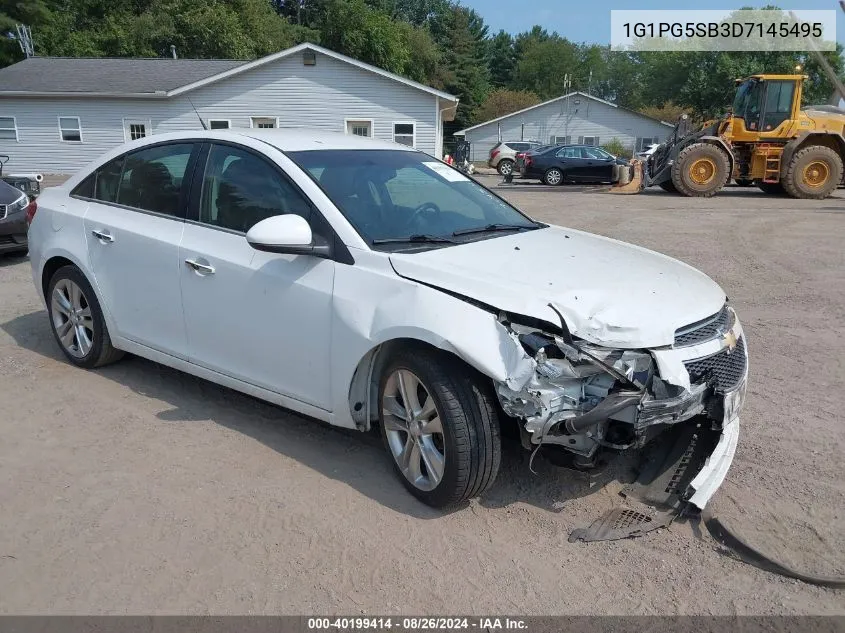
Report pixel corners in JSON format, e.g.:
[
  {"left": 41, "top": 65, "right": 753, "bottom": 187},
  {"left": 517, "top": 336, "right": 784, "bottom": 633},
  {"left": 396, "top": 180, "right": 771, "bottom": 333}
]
[
  {"left": 782, "top": 145, "right": 843, "bottom": 200},
  {"left": 671, "top": 143, "right": 730, "bottom": 197},
  {"left": 658, "top": 180, "right": 677, "bottom": 193},
  {"left": 758, "top": 181, "right": 785, "bottom": 195}
]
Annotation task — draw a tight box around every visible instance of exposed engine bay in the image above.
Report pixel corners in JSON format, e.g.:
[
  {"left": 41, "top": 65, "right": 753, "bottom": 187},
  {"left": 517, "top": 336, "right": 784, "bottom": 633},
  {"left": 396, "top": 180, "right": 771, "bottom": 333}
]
[{"left": 493, "top": 303, "right": 748, "bottom": 514}]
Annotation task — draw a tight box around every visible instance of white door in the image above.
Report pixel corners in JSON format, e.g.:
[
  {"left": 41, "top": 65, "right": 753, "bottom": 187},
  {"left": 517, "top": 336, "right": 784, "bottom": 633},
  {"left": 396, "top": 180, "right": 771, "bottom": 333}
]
[
  {"left": 179, "top": 143, "right": 334, "bottom": 409},
  {"left": 83, "top": 142, "right": 196, "bottom": 356}
]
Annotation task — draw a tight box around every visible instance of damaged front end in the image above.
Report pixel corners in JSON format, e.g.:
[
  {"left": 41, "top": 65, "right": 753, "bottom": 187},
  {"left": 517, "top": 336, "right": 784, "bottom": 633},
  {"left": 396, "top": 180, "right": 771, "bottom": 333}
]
[{"left": 495, "top": 304, "right": 748, "bottom": 512}]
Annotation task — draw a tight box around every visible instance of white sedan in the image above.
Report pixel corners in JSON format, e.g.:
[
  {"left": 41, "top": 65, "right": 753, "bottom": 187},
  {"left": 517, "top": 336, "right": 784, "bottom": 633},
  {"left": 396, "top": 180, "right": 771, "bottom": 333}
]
[{"left": 28, "top": 130, "right": 747, "bottom": 509}]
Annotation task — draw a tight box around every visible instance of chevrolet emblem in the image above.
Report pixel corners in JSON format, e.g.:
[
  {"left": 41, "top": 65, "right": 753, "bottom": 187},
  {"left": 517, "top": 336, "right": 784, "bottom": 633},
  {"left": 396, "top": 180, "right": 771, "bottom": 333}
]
[{"left": 723, "top": 330, "right": 738, "bottom": 352}]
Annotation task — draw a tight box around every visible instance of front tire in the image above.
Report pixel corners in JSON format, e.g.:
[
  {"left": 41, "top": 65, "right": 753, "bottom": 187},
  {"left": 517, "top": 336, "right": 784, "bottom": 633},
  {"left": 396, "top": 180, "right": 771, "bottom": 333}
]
[
  {"left": 544, "top": 168, "right": 563, "bottom": 186},
  {"left": 782, "top": 145, "right": 843, "bottom": 199},
  {"left": 497, "top": 159, "right": 514, "bottom": 176},
  {"left": 671, "top": 143, "right": 730, "bottom": 197},
  {"left": 47, "top": 265, "right": 124, "bottom": 368},
  {"left": 378, "top": 349, "right": 501, "bottom": 508}
]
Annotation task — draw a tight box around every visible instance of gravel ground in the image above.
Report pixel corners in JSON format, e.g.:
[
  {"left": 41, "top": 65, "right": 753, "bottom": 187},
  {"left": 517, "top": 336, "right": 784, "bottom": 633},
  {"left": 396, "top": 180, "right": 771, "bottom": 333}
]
[{"left": 0, "top": 182, "right": 843, "bottom": 615}]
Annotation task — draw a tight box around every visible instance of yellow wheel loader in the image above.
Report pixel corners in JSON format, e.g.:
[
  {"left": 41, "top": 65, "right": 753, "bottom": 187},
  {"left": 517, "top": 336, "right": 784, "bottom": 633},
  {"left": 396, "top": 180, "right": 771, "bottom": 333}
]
[{"left": 643, "top": 74, "right": 845, "bottom": 199}]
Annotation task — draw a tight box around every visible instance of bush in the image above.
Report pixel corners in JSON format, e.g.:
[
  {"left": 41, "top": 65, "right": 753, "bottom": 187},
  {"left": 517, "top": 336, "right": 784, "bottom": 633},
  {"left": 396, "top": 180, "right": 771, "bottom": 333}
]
[{"left": 601, "top": 137, "right": 630, "bottom": 158}]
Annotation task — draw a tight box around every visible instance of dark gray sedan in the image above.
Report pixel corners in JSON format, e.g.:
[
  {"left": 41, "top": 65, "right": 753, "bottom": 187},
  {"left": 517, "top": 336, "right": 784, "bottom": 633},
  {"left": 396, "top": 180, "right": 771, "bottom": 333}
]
[
  {"left": 0, "top": 180, "right": 30, "bottom": 255},
  {"left": 520, "top": 144, "right": 629, "bottom": 185}
]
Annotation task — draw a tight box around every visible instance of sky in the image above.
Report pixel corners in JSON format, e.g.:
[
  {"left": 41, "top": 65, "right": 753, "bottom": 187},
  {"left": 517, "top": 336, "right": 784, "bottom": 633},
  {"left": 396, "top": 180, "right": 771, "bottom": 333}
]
[{"left": 459, "top": 0, "right": 845, "bottom": 47}]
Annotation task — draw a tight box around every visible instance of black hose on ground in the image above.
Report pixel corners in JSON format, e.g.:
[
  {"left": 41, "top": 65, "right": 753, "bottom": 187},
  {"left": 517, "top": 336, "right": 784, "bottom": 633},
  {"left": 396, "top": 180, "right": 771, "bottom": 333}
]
[{"left": 702, "top": 509, "right": 845, "bottom": 588}]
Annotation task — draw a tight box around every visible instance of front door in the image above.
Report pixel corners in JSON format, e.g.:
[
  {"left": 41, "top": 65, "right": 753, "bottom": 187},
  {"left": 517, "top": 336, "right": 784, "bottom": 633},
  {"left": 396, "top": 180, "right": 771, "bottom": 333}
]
[
  {"left": 84, "top": 142, "right": 197, "bottom": 356},
  {"left": 179, "top": 142, "right": 335, "bottom": 409},
  {"left": 580, "top": 146, "right": 615, "bottom": 182}
]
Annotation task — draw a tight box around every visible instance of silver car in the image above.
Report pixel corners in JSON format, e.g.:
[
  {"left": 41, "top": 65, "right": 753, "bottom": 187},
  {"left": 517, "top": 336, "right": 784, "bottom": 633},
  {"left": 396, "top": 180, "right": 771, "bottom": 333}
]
[{"left": 489, "top": 141, "right": 543, "bottom": 176}]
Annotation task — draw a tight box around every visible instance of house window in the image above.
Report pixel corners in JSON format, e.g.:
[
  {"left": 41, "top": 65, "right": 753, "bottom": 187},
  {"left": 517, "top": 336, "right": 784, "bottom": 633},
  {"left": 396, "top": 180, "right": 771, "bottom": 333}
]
[
  {"left": 58, "top": 116, "right": 82, "bottom": 142},
  {"left": 552, "top": 135, "right": 571, "bottom": 145},
  {"left": 0, "top": 116, "right": 18, "bottom": 141},
  {"left": 638, "top": 137, "right": 659, "bottom": 150},
  {"left": 345, "top": 119, "right": 372, "bottom": 137},
  {"left": 393, "top": 122, "right": 415, "bottom": 147},
  {"left": 124, "top": 119, "right": 149, "bottom": 141},
  {"left": 208, "top": 119, "right": 230, "bottom": 130},
  {"left": 251, "top": 117, "right": 276, "bottom": 129},
  {"left": 581, "top": 136, "right": 598, "bottom": 146}
]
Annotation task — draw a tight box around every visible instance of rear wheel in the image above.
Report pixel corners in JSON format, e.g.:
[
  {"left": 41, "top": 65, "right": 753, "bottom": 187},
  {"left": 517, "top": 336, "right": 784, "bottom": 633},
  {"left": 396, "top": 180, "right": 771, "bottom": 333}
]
[
  {"left": 497, "top": 159, "right": 514, "bottom": 176},
  {"left": 544, "top": 167, "right": 563, "bottom": 186},
  {"left": 378, "top": 349, "right": 501, "bottom": 508},
  {"left": 782, "top": 145, "right": 843, "bottom": 199},
  {"left": 758, "top": 181, "right": 785, "bottom": 195},
  {"left": 47, "top": 265, "right": 124, "bottom": 368},
  {"left": 671, "top": 143, "right": 730, "bottom": 197}
]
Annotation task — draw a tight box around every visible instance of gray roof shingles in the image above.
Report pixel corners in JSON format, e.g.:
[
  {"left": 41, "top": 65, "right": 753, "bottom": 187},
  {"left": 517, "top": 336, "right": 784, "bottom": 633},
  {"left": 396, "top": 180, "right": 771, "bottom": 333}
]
[{"left": 0, "top": 57, "right": 247, "bottom": 95}]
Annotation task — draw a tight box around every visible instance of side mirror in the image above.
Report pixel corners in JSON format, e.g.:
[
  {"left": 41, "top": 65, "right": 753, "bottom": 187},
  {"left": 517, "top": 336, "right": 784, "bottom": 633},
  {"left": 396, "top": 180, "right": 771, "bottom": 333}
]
[{"left": 246, "top": 215, "right": 333, "bottom": 258}]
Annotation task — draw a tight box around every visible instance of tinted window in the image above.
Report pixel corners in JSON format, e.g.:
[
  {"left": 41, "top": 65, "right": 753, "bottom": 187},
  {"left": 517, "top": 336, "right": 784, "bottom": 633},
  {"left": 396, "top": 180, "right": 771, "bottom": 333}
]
[
  {"left": 763, "top": 81, "right": 795, "bottom": 130},
  {"left": 199, "top": 144, "right": 311, "bottom": 233},
  {"left": 71, "top": 174, "right": 95, "bottom": 198},
  {"left": 583, "top": 147, "right": 609, "bottom": 159},
  {"left": 557, "top": 147, "right": 581, "bottom": 159},
  {"left": 113, "top": 144, "right": 194, "bottom": 216},
  {"left": 94, "top": 156, "right": 125, "bottom": 203}
]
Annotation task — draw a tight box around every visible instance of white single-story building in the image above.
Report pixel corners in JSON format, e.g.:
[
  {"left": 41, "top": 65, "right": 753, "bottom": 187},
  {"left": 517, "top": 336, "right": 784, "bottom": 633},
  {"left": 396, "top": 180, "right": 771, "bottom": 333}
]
[
  {"left": 0, "top": 43, "right": 458, "bottom": 175},
  {"left": 455, "top": 92, "right": 673, "bottom": 161}
]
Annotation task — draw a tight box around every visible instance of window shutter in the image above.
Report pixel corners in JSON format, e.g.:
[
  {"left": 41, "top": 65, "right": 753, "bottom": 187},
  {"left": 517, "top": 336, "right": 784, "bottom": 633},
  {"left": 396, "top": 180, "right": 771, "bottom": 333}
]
[
  {"left": 594, "top": 137, "right": 600, "bottom": 146},
  {"left": 577, "top": 136, "right": 583, "bottom": 144}
]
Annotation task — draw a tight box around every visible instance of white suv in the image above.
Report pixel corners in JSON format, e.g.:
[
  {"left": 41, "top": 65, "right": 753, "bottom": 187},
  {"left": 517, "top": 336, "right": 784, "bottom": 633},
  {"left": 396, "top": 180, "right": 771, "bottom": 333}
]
[
  {"left": 488, "top": 141, "right": 543, "bottom": 176},
  {"left": 28, "top": 129, "right": 747, "bottom": 509}
]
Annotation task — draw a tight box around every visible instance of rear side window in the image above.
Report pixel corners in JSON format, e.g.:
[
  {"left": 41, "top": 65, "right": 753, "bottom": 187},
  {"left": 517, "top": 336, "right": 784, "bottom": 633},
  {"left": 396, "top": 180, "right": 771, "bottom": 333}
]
[
  {"left": 116, "top": 143, "right": 194, "bottom": 217},
  {"left": 71, "top": 174, "right": 95, "bottom": 198},
  {"left": 94, "top": 157, "right": 125, "bottom": 203}
]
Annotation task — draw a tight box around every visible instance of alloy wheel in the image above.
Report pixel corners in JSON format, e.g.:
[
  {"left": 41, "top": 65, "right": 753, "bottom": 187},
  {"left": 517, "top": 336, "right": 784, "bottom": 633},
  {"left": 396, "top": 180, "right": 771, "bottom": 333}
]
[
  {"left": 546, "top": 169, "right": 562, "bottom": 185},
  {"left": 382, "top": 369, "right": 445, "bottom": 491},
  {"left": 51, "top": 279, "right": 94, "bottom": 358}
]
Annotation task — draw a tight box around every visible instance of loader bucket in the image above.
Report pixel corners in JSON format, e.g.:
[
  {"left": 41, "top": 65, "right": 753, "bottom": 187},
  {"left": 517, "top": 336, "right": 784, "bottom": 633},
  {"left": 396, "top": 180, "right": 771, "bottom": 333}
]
[{"left": 608, "top": 159, "right": 645, "bottom": 194}]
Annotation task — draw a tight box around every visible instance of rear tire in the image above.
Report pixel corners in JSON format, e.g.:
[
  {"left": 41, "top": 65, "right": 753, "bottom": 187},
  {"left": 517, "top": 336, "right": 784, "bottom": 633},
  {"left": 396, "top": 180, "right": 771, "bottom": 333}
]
[
  {"left": 782, "top": 145, "right": 843, "bottom": 199},
  {"left": 671, "top": 143, "right": 730, "bottom": 197},
  {"left": 378, "top": 348, "right": 501, "bottom": 508},
  {"left": 544, "top": 168, "right": 563, "bottom": 186},
  {"left": 497, "top": 159, "right": 514, "bottom": 176},
  {"left": 758, "top": 181, "right": 785, "bottom": 195},
  {"left": 46, "top": 265, "right": 124, "bottom": 369}
]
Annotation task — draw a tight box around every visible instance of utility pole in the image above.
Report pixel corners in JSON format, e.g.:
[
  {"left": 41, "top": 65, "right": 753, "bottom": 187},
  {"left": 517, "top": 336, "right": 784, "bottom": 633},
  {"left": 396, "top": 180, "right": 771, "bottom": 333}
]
[
  {"left": 15, "top": 24, "right": 34, "bottom": 58},
  {"left": 588, "top": 70, "right": 592, "bottom": 96}
]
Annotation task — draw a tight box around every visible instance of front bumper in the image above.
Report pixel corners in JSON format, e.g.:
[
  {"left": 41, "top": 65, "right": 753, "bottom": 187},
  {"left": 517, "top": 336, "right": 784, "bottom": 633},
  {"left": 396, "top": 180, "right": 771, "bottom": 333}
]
[{"left": 0, "top": 212, "right": 28, "bottom": 252}]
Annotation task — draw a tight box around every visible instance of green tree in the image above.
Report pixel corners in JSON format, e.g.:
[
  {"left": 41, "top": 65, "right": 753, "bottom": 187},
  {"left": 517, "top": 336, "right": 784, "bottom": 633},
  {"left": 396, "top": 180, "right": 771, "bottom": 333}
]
[
  {"left": 487, "top": 30, "right": 516, "bottom": 88},
  {"left": 513, "top": 36, "right": 578, "bottom": 99},
  {"left": 441, "top": 5, "right": 490, "bottom": 128},
  {"left": 474, "top": 88, "right": 540, "bottom": 122}
]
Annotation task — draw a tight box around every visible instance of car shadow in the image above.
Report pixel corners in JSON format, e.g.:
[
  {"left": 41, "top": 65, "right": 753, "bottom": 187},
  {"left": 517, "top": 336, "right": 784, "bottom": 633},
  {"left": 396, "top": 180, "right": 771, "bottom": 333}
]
[
  {"left": 0, "top": 252, "right": 28, "bottom": 267},
  {"left": 2, "top": 309, "right": 636, "bottom": 519}
]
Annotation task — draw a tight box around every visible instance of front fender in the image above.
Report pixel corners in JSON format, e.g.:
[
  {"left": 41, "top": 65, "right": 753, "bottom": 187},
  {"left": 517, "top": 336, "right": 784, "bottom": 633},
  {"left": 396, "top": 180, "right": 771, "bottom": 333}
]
[{"left": 330, "top": 257, "right": 536, "bottom": 429}]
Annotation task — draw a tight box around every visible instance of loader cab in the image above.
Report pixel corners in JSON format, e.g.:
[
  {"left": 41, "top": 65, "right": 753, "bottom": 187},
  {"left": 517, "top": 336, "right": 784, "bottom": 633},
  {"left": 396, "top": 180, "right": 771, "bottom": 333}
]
[{"left": 731, "top": 75, "right": 803, "bottom": 137}]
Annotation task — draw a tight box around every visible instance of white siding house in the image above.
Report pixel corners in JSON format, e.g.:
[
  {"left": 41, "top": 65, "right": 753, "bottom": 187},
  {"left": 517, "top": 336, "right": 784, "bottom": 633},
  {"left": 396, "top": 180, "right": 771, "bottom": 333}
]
[
  {"left": 0, "top": 43, "right": 458, "bottom": 175},
  {"left": 456, "top": 92, "right": 673, "bottom": 161}
]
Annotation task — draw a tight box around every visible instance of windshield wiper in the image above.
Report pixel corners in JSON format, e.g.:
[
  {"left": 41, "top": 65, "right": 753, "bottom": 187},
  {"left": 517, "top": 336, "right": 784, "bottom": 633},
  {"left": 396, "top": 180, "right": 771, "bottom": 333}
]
[
  {"left": 452, "top": 223, "right": 540, "bottom": 237},
  {"left": 372, "top": 234, "right": 457, "bottom": 245}
]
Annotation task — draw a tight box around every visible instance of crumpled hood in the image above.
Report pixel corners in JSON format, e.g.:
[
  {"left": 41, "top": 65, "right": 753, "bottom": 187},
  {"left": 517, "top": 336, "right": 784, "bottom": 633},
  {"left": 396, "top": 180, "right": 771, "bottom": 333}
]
[{"left": 389, "top": 226, "right": 726, "bottom": 349}]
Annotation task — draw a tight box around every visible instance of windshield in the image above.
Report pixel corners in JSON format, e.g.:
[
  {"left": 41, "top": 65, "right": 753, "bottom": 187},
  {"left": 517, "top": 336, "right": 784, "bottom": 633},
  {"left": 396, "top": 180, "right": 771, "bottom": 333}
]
[
  {"left": 732, "top": 79, "right": 755, "bottom": 114},
  {"left": 288, "top": 150, "right": 540, "bottom": 249}
]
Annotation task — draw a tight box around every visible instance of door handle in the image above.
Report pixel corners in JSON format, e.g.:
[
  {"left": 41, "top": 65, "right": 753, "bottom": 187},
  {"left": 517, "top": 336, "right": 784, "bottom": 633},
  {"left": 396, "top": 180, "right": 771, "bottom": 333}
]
[
  {"left": 91, "top": 229, "right": 114, "bottom": 243},
  {"left": 185, "top": 258, "right": 215, "bottom": 275}
]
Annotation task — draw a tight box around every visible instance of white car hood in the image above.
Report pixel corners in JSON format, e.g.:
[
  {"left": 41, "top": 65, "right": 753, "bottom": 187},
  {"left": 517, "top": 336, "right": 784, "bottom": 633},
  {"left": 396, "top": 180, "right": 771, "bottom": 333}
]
[{"left": 389, "top": 226, "right": 726, "bottom": 349}]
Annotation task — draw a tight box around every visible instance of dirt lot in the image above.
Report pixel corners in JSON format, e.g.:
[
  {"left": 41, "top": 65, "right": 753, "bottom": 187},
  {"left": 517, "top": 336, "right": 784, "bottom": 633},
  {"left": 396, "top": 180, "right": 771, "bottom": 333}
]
[{"left": 0, "top": 183, "right": 843, "bottom": 615}]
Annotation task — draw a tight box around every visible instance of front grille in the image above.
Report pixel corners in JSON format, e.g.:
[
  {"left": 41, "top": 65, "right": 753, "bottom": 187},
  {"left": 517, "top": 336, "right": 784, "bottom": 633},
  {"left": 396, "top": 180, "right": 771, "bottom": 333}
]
[
  {"left": 0, "top": 204, "right": 6, "bottom": 220},
  {"left": 674, "top": 305, "right": 731, "bottom": 347},
  {"left": 684, "top": 337, "right": 747, "bottom": 393},
  {"left": 0, "top": 235, "right": 15, "bottom": 245}
]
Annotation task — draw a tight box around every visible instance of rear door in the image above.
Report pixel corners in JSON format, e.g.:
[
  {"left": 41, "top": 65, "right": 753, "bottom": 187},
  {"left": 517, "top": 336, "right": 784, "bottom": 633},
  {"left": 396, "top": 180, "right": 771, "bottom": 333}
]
[
  {"left": 555, "top": 146, "right": 584, "bottom": 180},
  {"left": 83, "top": 142, "right": 198, "bottom": 356}
]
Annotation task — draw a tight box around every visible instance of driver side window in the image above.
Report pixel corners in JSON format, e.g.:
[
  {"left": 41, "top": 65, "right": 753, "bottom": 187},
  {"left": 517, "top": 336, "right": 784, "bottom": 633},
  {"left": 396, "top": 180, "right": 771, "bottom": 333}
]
[{"left": 199, "top": 144, "right": 311, "bottom": 233}]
